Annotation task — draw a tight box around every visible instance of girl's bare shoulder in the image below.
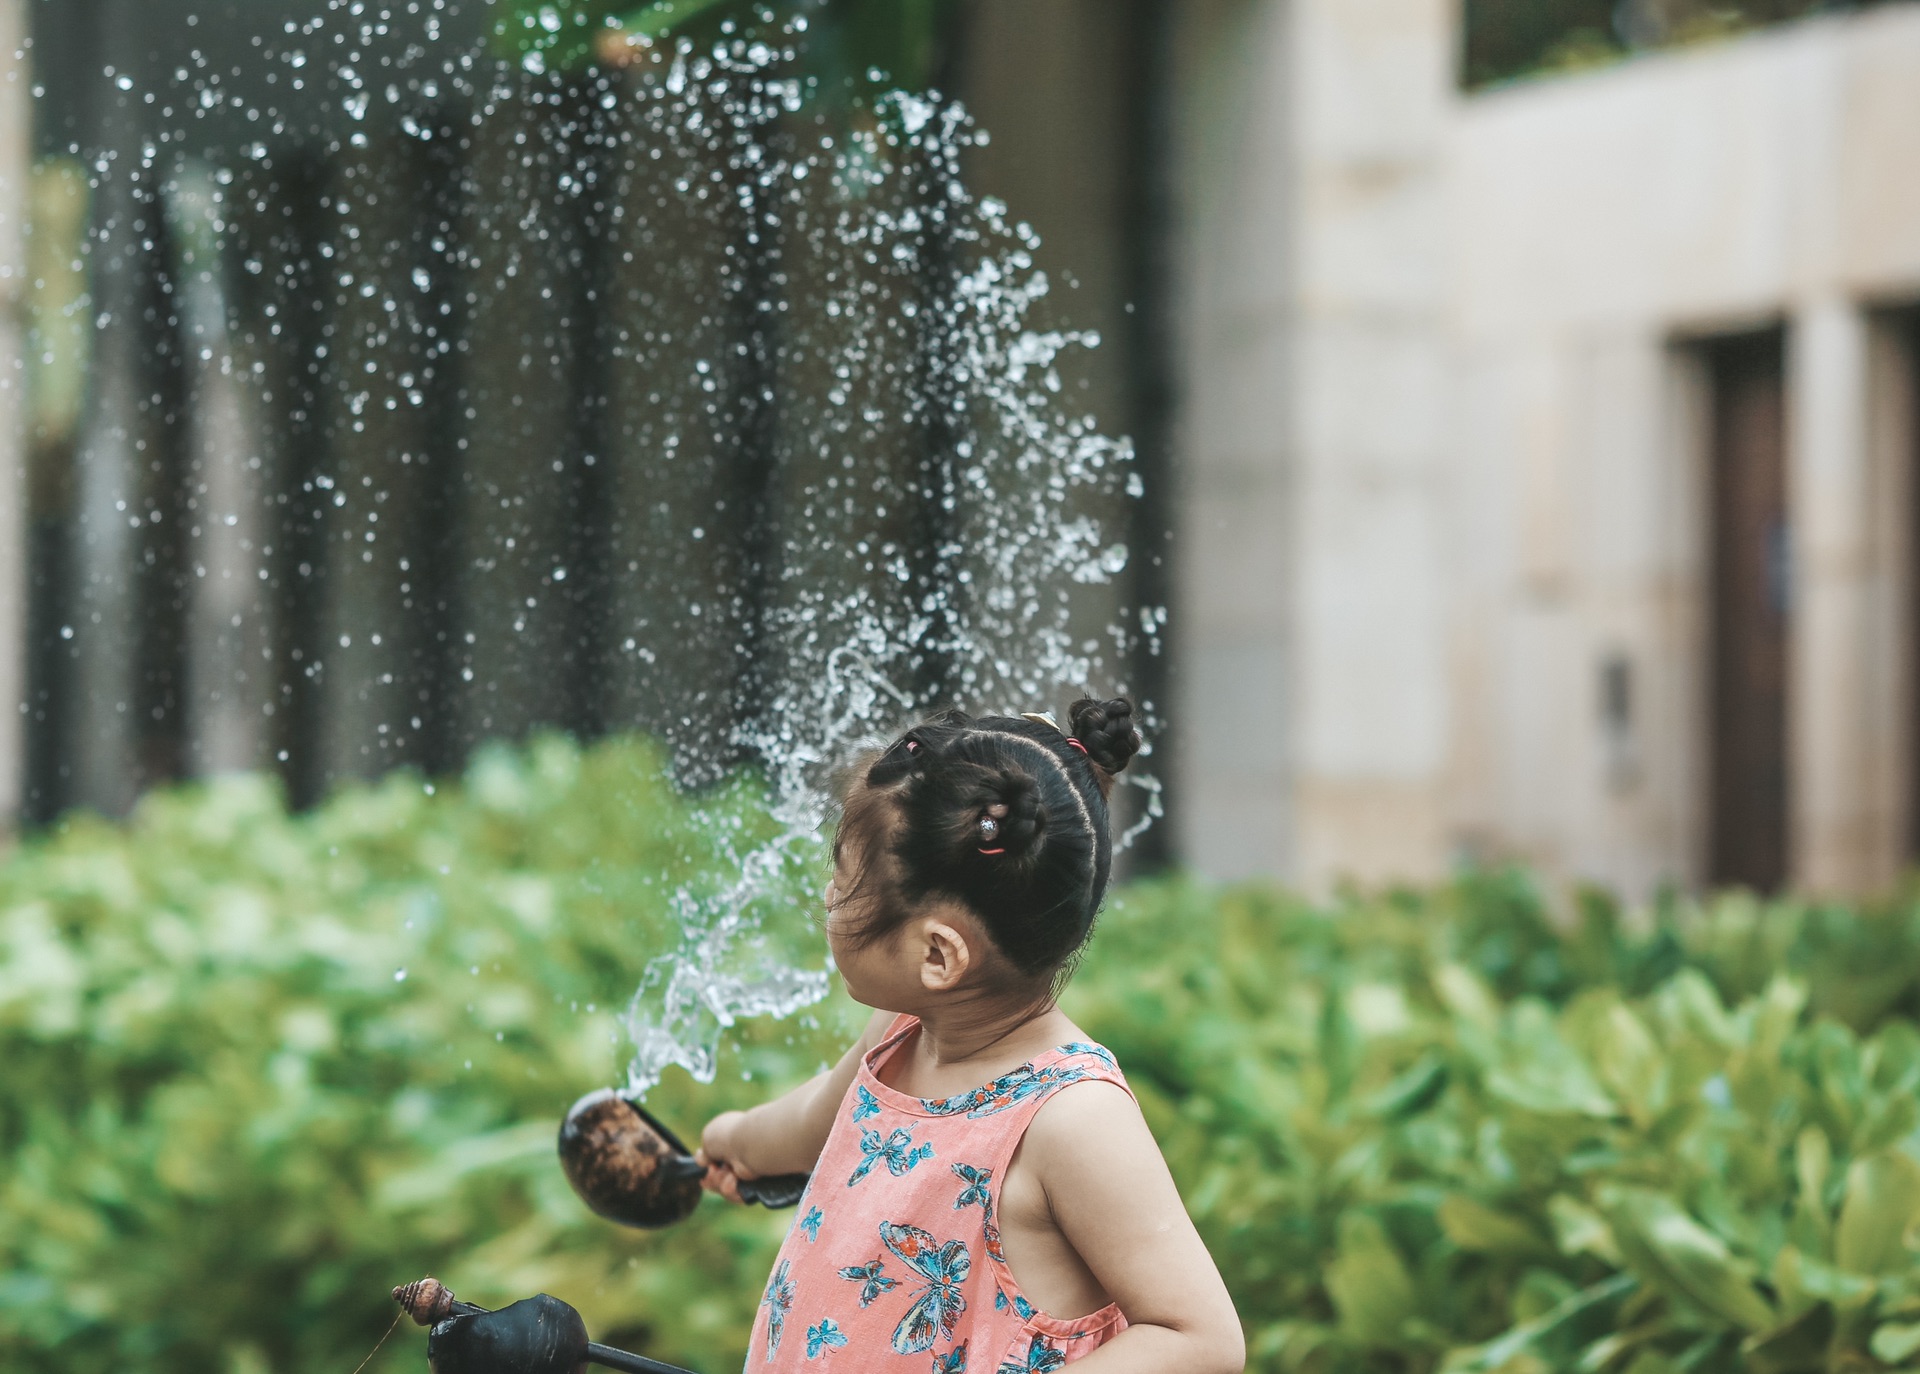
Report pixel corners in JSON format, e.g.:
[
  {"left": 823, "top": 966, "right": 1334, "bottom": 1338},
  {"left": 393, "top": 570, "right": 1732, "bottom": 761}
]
[{"left": 1021, "top": 1068, "right": 1155, "bottom": 1174}]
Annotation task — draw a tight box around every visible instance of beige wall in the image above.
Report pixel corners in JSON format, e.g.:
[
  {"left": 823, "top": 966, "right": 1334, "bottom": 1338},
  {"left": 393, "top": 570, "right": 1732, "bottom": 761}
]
[
  {"left": 1446, "top": 8, "right": 1920, "bottom": 896},
  {"left": 0, "top": 0, "right": 26, "bottom": 835},
  {"left": 1171, "top": 2, "right": 1920, "bottom": 895}
]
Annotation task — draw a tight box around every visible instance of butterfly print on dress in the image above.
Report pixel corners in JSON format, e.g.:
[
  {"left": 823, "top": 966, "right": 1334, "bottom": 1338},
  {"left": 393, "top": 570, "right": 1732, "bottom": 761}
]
[
  {"left": 805, "top": 1318, "right": 848, "bottom": 1360},
  {"left": 880, "top": 1221, "right": 971, "bottom": 1354},
  {"left": 982, "top": 1214, "right": 1007, "bottom": 1266},
  {"left": 951, "top": 1163, "right": 993, "bottom": 1214},
  {"left": 996, "top": 1335, "right": 1065, "bottom": 1374},
  {"left": 798, "top": 1206, "right": 825, "bottom": 1242},
  {"left": 853, "top": 1085, "right": 882, "bottom": 1122},
  {"left": 920, "top": 1062, "right": 1100, "bottom": 1119},
  {"left": 837, "top": 1258, "right": 900, "bottom": 1308},
  {"left": 932, "top": 1343, "right": 969, "bottom": 1374},
  {"left": 761, "top": 1259, "right": 795, "bottom": 1361},
  {"left": 847, "top": 1126, "right": 935, "bottom": 1186}
]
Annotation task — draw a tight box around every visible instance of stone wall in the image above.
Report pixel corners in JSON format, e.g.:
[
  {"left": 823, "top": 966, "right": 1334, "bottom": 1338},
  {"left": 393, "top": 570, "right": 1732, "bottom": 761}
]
[
  {"left": 1446, "top": 8, "right": 1920, "bottom": 895},
  {"left": 1170, "top": 0, "right": 1920, "bottom": 896}
]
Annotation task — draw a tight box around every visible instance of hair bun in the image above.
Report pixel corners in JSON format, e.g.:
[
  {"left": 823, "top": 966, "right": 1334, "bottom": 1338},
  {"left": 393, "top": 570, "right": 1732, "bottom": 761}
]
[
  {"left": 983, "top": 771, "right": 1044, "bottom": 858},
  {"left": 1068, "top": 697, "right": 1142, "bottom": 777}
]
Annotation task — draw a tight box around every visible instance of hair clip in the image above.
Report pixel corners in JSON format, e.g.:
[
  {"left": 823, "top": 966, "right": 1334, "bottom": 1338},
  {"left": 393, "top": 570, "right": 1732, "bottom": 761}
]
[
  {"left": 977, "top": 815, "right": 1005, "bottom": 855},
  {"left": 1022, "top": 711, "right": 1062, "bottom": 733}
]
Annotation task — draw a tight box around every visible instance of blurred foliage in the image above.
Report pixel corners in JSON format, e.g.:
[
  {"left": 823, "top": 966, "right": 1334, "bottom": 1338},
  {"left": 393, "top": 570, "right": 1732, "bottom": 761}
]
[
  {"left": 0, "top": 735, "right": 862, "bottom": 1374},
  {"left": 492, "top": 0, "right": 960, "bottom": 95},
  {"left": 1462, "top": 0, "right": 1895, "bottom": 88},
  {"left": 1080, "top": 875, "right": 1920, "bottom": 1373},
  {"left": 12, "top": 738, "right": 1920, "bottom": 1371}
]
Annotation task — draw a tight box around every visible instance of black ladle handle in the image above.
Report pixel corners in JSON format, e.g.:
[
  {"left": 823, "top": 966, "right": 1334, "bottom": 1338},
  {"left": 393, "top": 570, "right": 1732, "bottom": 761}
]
[
  {"left": 735, "top": 1173, "right": 812, "bottom": 1209},
  {"left": 586, "top": 1340, "right": 688, "bottom": 1374},
  {"left": 625, "top": 1099, "right": 810, "bottom": 1209}
]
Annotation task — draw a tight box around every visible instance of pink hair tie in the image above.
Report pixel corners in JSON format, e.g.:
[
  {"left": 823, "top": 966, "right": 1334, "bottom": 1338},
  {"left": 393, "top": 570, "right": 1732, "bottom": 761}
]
[
  {"left": 1065, "top": 738, "right": 1089, "bottom": 756},
  {"left": 977, "top": 847, "right": 1006, "bottom": 856}
]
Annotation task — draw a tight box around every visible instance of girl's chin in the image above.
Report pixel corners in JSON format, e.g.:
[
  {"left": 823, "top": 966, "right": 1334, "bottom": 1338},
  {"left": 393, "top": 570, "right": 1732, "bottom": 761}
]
[{"left": 844, "top": 985, "right": 901, "bottom": 1015}]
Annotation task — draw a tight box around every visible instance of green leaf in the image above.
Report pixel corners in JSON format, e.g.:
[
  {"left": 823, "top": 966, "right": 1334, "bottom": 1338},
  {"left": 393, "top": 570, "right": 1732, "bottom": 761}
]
[
  {"left": 1325, "top": 1213, "right": 1417, "bottom": 1344},
  {"left": 1793, "top": 1127, "right": 1833, "bottom": 1256},
  {"left": 1771, "top": 1244, "right": 1875, "bottom": 1316},
  {"left": 1439, "top": 1196, "right": 1554, "bottom": 1258},
  {"left": 1549, "top": 1194, "right": 1623, "bottom": 1264},
  {"left": 1872, "top": 1321, "right": 1920, "bottom": 1365},
  {"left": 1591, "top": 1000, "right": 1664, "bottom": 1124},
  {"left": 1362, "top": 1052, "right": 1449, "bottom": 1120},
  {"left": 1440, "top": 1273, "right": 1637, "bottom": 1374},
  {"left": 1600, "top": 1186, "right": 1776, "bottom": 1332},
  {"left": 1835, "top": 1151, "right": 1920, "bottom": 1275},
  {"left": 1434, "top": 962, "right": 1500, "bottom": 1031},
  {"left": 1486, "top": 1003, "right": 1617, "bottom": 1117},
  {"left": 1740, "top": 1302, "right": 1834, "bottom": 1374}
]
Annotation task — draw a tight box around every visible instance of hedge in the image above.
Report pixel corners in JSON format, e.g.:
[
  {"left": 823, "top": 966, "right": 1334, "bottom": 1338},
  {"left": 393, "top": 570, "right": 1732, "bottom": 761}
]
[{"left": 6, "top": 735, "right": 1920, "bottom": 1373}]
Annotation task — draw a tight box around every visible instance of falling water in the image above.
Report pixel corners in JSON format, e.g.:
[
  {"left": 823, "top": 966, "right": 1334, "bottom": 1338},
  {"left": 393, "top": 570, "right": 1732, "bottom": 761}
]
[{"left": 31, "top": 3, "right": 1160, "bottom": 1099}]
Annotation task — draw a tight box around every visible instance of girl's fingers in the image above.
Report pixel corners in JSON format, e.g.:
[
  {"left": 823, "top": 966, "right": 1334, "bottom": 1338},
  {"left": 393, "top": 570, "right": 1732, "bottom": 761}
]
[{"left": 702, "top": 1162, "right": 746, "bottom": 1204}]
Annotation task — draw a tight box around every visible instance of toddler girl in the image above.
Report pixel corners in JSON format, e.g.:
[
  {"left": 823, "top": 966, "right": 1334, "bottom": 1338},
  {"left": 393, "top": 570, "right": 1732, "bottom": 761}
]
[{"left": 699, "top": 699, "right": 1244, "bottom": 1373}]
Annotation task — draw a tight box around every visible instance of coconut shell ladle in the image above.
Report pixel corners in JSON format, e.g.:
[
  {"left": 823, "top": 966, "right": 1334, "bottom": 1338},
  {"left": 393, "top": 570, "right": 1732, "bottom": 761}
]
[
  {"left": 556, "top": 1088, "right": 812, "bottom": 1228},
  {"left": 380, "top": 1097, "right": 810, "bottom": 1372}
]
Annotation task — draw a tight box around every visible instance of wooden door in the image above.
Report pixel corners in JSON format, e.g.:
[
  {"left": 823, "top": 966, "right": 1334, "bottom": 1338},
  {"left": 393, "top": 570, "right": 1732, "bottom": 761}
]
[{"left": 1707, "top": 331, "right": 1790, "bottom": 891}]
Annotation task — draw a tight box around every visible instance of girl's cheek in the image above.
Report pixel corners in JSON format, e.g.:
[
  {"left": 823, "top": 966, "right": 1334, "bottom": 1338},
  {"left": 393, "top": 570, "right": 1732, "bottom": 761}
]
[{"left": 822, "top": 909, "right": 851, "bottom": 962}]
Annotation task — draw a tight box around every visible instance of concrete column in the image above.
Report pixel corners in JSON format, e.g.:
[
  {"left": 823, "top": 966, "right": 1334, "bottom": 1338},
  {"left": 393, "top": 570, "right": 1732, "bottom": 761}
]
[
  {"left": 0, "top": 0, "right": 24, "bottom": 833},
  {"left": 1285, "top": 0, "right": 1454, "bottom": 886},
  {"left": 66, "top": 162, "right": 151, "bottom": 817},
  {"left": 1788, "top": 296, "right": 1898, "bottom": 893},
  {"left": 1169, "top": 0, "right": 1297, "bottom": 879},
  {"left": 169, "top": 162, "right": 274, "bottom": 776}
]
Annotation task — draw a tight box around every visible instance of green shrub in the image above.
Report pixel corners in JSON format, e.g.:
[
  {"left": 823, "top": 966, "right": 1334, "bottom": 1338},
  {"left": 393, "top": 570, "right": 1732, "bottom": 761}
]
[
  {"left": 0, "top": 736, "right": 861, "bottom": 1374},
  {"left": 1075, "top": 877, "right": 1920, "bottom": 1374},
  {"left": 8, "top": 738, "right": 1920, "bottom": 1374}
]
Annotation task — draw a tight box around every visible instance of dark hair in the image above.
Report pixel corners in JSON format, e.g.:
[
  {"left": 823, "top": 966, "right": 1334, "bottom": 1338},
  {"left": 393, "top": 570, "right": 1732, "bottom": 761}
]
[{"left": 834, "top": 697, "right": 1142, "bottom": 979}]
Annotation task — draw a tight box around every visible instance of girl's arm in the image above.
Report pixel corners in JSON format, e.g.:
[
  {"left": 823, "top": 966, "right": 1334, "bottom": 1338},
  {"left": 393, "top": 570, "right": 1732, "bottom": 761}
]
[
  {"left": 1029, "top": 1081, "right": 1246, "bottom": 1374},
  {"left": 698, "top": 1007, "right": 897, "bottom": 1200}
]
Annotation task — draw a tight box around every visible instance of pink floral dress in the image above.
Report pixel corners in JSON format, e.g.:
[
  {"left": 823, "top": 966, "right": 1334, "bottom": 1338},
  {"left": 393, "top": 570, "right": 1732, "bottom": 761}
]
[{"left": 743, "top": 1015, "right": 1133, "bottom": 1373}]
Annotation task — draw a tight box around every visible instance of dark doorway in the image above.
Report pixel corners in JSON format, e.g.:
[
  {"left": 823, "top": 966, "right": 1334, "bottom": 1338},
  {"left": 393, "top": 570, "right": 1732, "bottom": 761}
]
[{"left": 1705, "top": 329, "right": 1791, "bottom": 891}]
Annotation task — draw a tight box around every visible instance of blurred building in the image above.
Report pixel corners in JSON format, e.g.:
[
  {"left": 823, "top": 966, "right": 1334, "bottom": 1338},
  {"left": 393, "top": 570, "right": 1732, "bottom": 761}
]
[
  {"left": 7, "top": 0, "right": 1920, "bottom": 901},
  {"left": 1171, "top": 0, "right": 1920, "bottom": 898}
]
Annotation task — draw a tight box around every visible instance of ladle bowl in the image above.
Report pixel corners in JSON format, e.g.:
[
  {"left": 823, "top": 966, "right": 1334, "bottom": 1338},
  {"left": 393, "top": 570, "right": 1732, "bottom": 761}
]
[{"left": 556, "top": 1089, "right": 811, "bottom": 1228}]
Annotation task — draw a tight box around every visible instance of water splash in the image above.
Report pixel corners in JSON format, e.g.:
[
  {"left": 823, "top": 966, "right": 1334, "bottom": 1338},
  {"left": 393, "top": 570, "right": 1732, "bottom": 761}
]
[
  {"left": 609, "top": 41, "right": 1156, "bottom": 1095},
  {"left": 33, "top": 6, "right": 1160, "bottom": 1098}
]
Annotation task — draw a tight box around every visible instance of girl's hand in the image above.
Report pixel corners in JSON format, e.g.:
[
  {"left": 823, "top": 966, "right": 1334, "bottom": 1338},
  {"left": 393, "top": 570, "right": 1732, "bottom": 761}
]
[
  {"left": 691, "top": 1011, "right": 897, "bottom": 1204},
  {"left": 697, "top": 1111, "right": 759, "bottom": 1204},
  {"left": 697, "top": 1155, "right": 755, "bottom": 1204}
]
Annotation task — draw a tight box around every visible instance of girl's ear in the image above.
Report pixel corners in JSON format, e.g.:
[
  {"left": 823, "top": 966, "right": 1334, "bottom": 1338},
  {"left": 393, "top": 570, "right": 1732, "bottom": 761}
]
[{"left": 917, "top": 915, "right": 974, "bottom": 992}]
